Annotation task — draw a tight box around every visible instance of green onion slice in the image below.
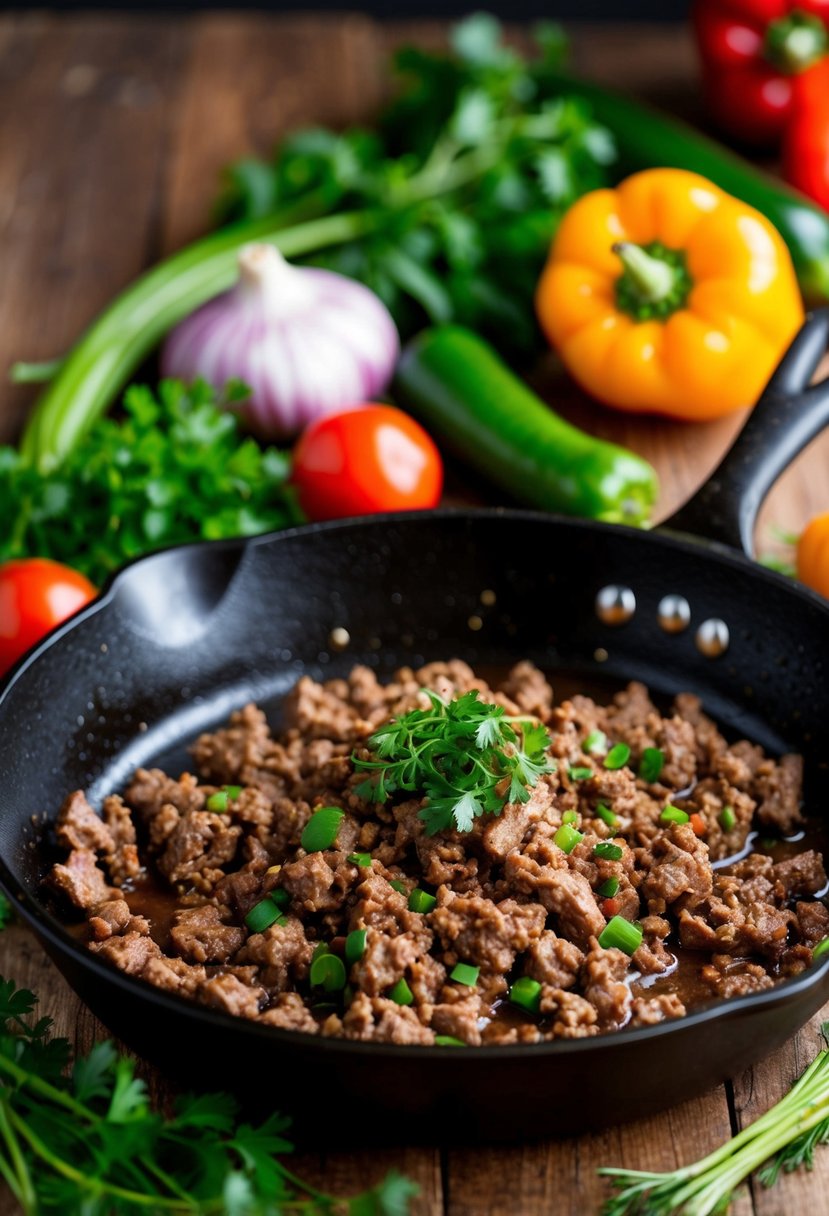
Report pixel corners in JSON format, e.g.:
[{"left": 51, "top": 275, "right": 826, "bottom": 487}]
[
  {"left": 389, "top": 880, "right": 408, "bottom": 895},
  {"left": 389, "top": 978, "right": 414, "bottom": 1006},
  {"left": 435, "top": 1035, "right": 467, "bottom": 1046},
  {"left": 270, "top": 888, "right": 291, "bottom": 910},
  {"left": 660, "top": 804, "right": 689, "bottom": 825},
  {"left": 345, "top": 928, "right": 368, "bottom": 966},
  {"left": 604, "top": 743, "right": 631, "bottom": 770},
  {"left": 554, "top": 823, "right": 583, "bottom": 854},
  {"left": 593, "top": 842, "right": 623, "bottom": 861},
  {"left": 561, "top": 810, "right": 578, "bottom": 825},
  {"left": 301, "top": 806, "right": 344, "bottom": 852},
  {"left": 244, "top": 897, "right": 285, "bottom": 934},
  {"left": 568, "top": 766, "right": 593, "bottom": 781},
  {"left": 584, "top": 729, "right": 607, "bottom": 755},
  {"left": 813, "top": 937, "right": 829, "bottom": 961},
  {"left": 719, "top": 805, "right": 736, "bottom": 832},
  {"left": 408, "top": 888, "right": 437, "bottom": 914},
  {"left": 596, "top": 803, "right": 618, "bottom": 827},
  {"left": 638, "top": 748, "right": 664, "bottom": 783},
  {"left": 347, "top": 852, "right": 372, "bottom": 867},
  {"left": 224, "top": 785, "right": 242, "bottom": 799},
  {"left": 310, "top": 953, "right": 347, "bottom": 992},
  {"left": 311, "top": 941, "right": 331, "bottom": 963},
  {"left": 598, "top": 915, "right": 643, "bottom": 956},
  {"left": 450, "top": 962, "right": 479, "bottom": 987},
  {"left": 509, "top": 976, "right": 542, "bottom": 1013},
  {"left": 206, "top": 791, "right": 229, "bottom": 813},
  {"left": 597, "top": 877, "right": 620, "bottom": 898}
]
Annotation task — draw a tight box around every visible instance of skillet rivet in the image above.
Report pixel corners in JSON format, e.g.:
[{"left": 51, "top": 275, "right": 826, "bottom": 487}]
[
  {"left": 595, "top": 585, "right": 636, "bottom": 625},
  {"left": 329, "top": 627, "right": 350, "bottom": 651},
  {"left": 657, "top": 594, "right": 691, "bottom": 633},
  {"left": 696, "top": 618, "right": 730, "bottom": 658}
]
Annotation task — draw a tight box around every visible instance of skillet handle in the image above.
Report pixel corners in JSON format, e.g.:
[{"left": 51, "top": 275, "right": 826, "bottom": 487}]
[{"left": 665, "top": 309, "right": 829, "bottom": 556}]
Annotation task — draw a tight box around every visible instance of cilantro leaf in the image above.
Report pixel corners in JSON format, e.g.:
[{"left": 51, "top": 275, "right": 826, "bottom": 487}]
[
  {"left": 0, "top": 975, "right": 418, "bottom": 1214},
  {"left": 354, "top": 688, "right": 555, "bottom": 836}
]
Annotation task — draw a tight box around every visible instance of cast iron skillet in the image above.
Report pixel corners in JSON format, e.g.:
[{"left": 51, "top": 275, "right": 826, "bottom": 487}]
[{"left": 2, "top": 313, "right": 829, "bottom": 1144}]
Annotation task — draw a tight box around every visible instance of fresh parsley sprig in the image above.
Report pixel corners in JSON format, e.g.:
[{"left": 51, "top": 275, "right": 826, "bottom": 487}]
[
  {"left": 0, "top": 977, "right": 417, "bottom": 1215},
  {"left": 354, "top": 689, "right": 555, "bottom": 835},
  {"left": 600, "top": 1021, "right": 829, "bottom": 1215},
  {"left": 0, "top": 379, "right": 301, "bottom": 587}
]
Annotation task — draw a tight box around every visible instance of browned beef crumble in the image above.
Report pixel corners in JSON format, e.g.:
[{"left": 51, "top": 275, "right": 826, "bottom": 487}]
[{"left": 47, "top": 661, "right": 825, "bottom": 1046}]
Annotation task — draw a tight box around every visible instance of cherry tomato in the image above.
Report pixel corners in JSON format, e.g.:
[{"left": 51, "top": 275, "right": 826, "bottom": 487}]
[
  {"left": 291, "top": 404, "right": 443, "bottom": 521},
  {"left": 0, "top": 559, "right": 97, "bottom": 677}
]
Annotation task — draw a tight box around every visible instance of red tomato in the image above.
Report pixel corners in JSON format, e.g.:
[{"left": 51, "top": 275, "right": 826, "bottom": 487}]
[
  {"left": 291, "top": 404, "right": 443, "bottom": 521},
  {"left": 0, "top": 559, "right": 97, "bottom": 677}
]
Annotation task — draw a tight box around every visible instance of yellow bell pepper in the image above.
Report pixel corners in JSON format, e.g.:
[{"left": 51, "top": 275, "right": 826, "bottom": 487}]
[{"left": 535, "top": 168, "right": 804, "bottom": 421}]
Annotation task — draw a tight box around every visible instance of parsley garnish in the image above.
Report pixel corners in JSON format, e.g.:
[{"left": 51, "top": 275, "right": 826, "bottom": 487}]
[
  {"left": 0, "top": 977, "right": 417, "bottom": 1214},
  {"left": 0, "top": 379, "right": 300, "bottom": 587},
  {"left": 354, "top": 689, "right": 555, "bottom": 835}
]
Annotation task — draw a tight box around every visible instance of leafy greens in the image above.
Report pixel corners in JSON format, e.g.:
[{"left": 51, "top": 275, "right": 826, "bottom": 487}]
[
  {"left": 0, "top": 976, "right": 417, "bottom": 1215},
  {"left": 354, "top": 688, "right": 555, "bottom": 835},
  {"left": 0, "top": 379, "right": 300, "bottom": 588},
  {"left": 218, "top": 14, "right": 616, "bottom": 358}
]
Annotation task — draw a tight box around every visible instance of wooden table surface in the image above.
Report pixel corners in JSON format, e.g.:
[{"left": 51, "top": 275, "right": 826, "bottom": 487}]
[{"left": 2, "top": 12, "right": 829, "bottom": 1215}]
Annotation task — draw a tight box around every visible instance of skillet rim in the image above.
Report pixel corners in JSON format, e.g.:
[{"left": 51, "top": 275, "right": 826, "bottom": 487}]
[{"left": 2, "top": 504, "right": 829, "bottom": 1060}]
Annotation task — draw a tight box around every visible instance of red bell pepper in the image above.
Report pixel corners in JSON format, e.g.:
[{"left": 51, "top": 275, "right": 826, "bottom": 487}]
[
  {"left": 783, "top": 56, "right": 829, "bottom": 206},
  {"left": 693, "top": 0, "right": 829, "bottom": 145}
]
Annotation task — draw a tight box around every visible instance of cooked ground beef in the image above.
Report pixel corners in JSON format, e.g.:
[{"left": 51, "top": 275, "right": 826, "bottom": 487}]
[{"left": 47, "top": 662, "right": 826, "bottom": 1046}]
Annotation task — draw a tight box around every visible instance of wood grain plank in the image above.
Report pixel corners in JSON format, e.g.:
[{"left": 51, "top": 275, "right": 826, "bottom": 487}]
[
  {"left": 733, "top": 1010, "right": 829, "bottom": 1216},
  {"left": 0, "top": 14, "right": 189, "bottom": 442},
  {"left": 447, "top": 1087, "right": 753, "bottom": 1216}
]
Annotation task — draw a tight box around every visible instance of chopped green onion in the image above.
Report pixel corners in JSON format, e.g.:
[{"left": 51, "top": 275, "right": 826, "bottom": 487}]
[
  {"left": 408, "top": 888, "right": 437, "bottom": 914},
  {"left": 310, "top": 953, "right": 346, "bottom": 992},
  {"left": 389, "top": 880, "right": 408, "bottom": 895},
  {"left": 594, "top": 842, "right": 623, "bottom": 861},
  {"left": 660, "top": 804, "right": 689, "bottom": 825},
  {"left": 347, "top": 851, "right": 372, "bottom": 867},
  {"left": 568, "top": 766, "right": 593, "bottom": 781},
  {"left": 598, "top": 915, "right": 643, "bottom": 955},
  {"left": 345, "top": 928, "right": 368, "bottom": 966},
  {"left": 509, "top": 976, "right": 542, "bottom": 1013},
  {"left": 596, "top": 803, "right": 618, "bottom": 827},
  {"left": 343, "top": 984, "right": 355, "bottom": 1004},
  {"left": 301, "top": 806, "right": 344, "bottom": 852},
  {"left": 434, "top": 1035, "right": 467, "bottom": 1046},
  {"left": 719, "top": 805, "right": 736, "bottom": 832},
  {"left": 206, "top": 791, "right": 229, "bottom": 813},
  {"left": 270, "top": 888, "right": 291, "bottom": 910},
  {"left": 223, "top": 785, "right": 242, "bottom": 799},
  {"left": 450, "top": 963, "right": 479, "bottom": 987},
  {"left": 638, "top": 747, "right": 664, "bottom": 783},
  {"left": 597, "top": 877, "right": 620, "bottom": 898},
  {"left": 554, "top": 823, "right": 584, "bottom": 854},
  {"left": 311, "top": 941, "right": 331, "bottom": 963},
  {"left": 584, "top": 729, "right": 607, "bottom": 755},
  {"left": 604, "top": 743, "right": 632, "bottom": 770},
  {"left": 562, "top": 810, "right": 578, "bottom": 825},
  {"left": 813, "top": 937, "right": 829, "bottom": 961},
  {"left": 244, "top": 897, "right": 285, "bottom": 934},
  {"left": 388, "top": 978, "right": 414, "bottom": 1006}
]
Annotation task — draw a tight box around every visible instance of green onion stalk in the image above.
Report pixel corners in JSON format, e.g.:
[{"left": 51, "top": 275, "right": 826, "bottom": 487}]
[
  {"left": 600, "top": 1030, "right": 829, "bottom": 1215},
  {"left": 17, "top": 118, "right": 536, "bottom": 473}
]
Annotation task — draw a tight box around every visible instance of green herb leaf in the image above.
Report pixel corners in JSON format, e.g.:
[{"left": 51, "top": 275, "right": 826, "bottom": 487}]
[
  {"left": 0, "top": 975, "right": 417, "bottom": 1213},
  {"left": 354, "top": 689, "right": 555, "bottom": 835}
]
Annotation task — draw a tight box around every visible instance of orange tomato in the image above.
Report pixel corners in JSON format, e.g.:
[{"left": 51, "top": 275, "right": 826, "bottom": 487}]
[
  {"left": 797, "top": 512, "right": 829, "bottom": 599},
  {"left": 0, "top": 559, "right": 96, "bottom": 677}
]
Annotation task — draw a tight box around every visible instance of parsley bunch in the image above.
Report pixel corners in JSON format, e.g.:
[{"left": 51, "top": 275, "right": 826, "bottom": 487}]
[
  {"left": 218, "top": 15, "right": 615, "bottom": 358},
  {"left": 354, "top": 689, "right": 555, "bottom": 835},
  {"left": 0, "top": 380, "right": 300, "bottom": 587},
  {"left": 0, "top": 977, "right": 416, "bottom": 1215}
]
